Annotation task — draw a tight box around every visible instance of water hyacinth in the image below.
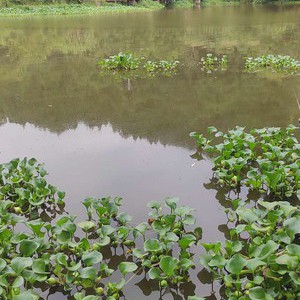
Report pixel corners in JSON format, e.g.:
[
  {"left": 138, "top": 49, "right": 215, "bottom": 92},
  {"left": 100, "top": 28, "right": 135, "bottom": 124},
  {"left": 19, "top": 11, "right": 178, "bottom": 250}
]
[
  {"left": 190, "top": 125, "right": 300, "bottom": 199},
  {"left": 200, "top": 53, "right": 228, "bottom": 73},
  {"left": 0, "top": 159, "right": 201, "bottom": 299},
  {"left": 245, "top": 54, "right": 300, "bottom": 74}
]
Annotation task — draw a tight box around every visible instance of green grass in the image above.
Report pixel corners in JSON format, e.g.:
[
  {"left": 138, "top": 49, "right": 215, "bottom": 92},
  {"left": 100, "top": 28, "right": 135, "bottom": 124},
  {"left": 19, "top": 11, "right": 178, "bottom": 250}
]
[
  {"left": 171, "top": 0, "right": 194, "bottom": 8},
  {"left": 0, "top": 3, "right": 162, "bottom": 16}
]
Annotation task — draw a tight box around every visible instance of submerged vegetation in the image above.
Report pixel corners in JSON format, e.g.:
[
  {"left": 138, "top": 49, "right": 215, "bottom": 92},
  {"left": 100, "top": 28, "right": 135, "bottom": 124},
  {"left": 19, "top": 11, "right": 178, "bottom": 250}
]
[{"left": 245, "top": 55, "right": 300, "bottom": 75}]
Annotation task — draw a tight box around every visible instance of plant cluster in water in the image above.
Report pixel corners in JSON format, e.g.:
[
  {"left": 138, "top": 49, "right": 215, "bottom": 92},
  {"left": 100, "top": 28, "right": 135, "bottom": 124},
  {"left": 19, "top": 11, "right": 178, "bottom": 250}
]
[
  {"left": 143, "top": 60, "right": 180, "bottom": 76},
  {"left": 98, "top": 53, "right": 142, "bottom": 71},
  {"left": 245, "top": 55, "right": 300, "bottom": 75},
  {"left": 1, "top": 125, "right": 299, "bottom": 299},
  {"left": 200, "top": 53, "right": 228, "bottom": 73},
  {"left": 98, "top": 52, "right": 180, "bottom": 78},
  {"left": 190, "top": 125, "right": 300, "bottom": 199},
  {"left": 0, "top": 158, "right": 202, "bottom": 299},
  {"left": 191, "top": 125, "right": 300, "bottom": 300}
]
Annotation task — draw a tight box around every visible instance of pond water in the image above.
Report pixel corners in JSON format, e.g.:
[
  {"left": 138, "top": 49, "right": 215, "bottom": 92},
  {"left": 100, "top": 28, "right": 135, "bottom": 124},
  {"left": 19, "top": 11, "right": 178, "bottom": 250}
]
[{"left": 0, "top": 4, "right": 299, "bottom": 299}]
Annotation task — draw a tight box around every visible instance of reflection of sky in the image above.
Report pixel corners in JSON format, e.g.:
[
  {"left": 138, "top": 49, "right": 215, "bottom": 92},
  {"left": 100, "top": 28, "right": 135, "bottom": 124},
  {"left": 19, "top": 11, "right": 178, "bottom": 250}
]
[{"left": 0, "top": 122, "right": 226, "bottom": 240}]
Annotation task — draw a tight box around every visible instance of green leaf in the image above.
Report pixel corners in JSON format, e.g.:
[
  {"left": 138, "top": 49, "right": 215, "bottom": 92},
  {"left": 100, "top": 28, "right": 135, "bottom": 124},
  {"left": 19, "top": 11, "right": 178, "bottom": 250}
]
[
  {"left": 144, "top": 239, "right": 162, "bottom": 252},
  {"left": 32, "top": 259, "right": 49, "bottom": 274},
  {"left": 12, "top": 276, "right": 24, "bottom": 288},
  {"left": 290, "top": 271, "right": 300, "bottom": 285},
  {"left": 165, "top": 197, "right": 179, "bottom": 210},
  {"left": 193, "top": 227, "right": 203, "bottom": 241},
  {"left": 82, "top": 297, "right": 99, "bottom": 300},
  {"left": 117, "top": 212, "right": 132, "bottom": 225},
  {"left": 78, "top": 221, "right": 95, "bottom": 232},
  {"left": 182, "top": 214, "right": 196, "bottom": 225},
  {"left": 132, "top": 248, "right": 144, "bottom": 259},
  {"left": 249, "top": 286, "right": 274, "bottom": 300},
  {"left": 13, "top": 291, "right": 39, "bottom": 300},
  {"left": 258, "top": 240, "right": 279, "bottom": 260},
  {"left": 147, "top": 201, "right": 161, "bottom": 210},
  {"left": 208, "top": 254, "right": 226, "bottom": 267},
  {"left": 225, "top": 254, "right": 247, "bottom": 275},
  {"left": 188, "top": 297, "right": 205, "bottom": 300},
  {"left": 0, "top": 259, "right": 6, "bottom": 272},
  {"left": 135, "top": 222, "right": 148, "bottom": 235},
  {"left": 276, "top": 254, "right": 298, "bottom": 269},
  {"left": 165, "top": 232, "right": 179, "bottom": 242},
  {"left": 82, "top": 251, "right": 103, "bottom": 266},
  {"left": 159, "top": 256, "right": 178, "bottom": 277},
  {"left": 80, "top": 267, "right": 97, "bottom": 280},
  {"left": 247, "top": 258, "right": 266, "bottom": 272},
  {"left": 11, "top": 257, "right": 33, "bottom": 274},
  {"left": 56, "top": 253, "right": 68, "bottom": 266},
  {"left": 286, "top": 244, "right": 300, "bottom": 256},
  {"left": 284, "top": 215, "right": 300, "bottom": 239},
  {"left": 148, "top": 267, "right": 161, "bottom": 280},
  {"left": 236, "top": 207, "right": 259, "bottom": 224},
  {"left": 119, "top": 262, "right": 138, "bottom": 276},
  {"left": 178, "top": 234, "right": 196, "bottom": 250},
  {"left": 180, "top": 258, "right": 195, "bottom": 271},
  {"left": 19, "top": 240, "right": 39, "bottom": 257}
]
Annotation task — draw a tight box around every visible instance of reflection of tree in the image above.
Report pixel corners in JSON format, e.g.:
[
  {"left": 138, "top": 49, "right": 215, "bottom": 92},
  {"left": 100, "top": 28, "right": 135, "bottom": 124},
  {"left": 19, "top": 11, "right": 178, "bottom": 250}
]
[
  {"left": 0, "top": 7, "right": 299, "bottom": 149},
  {"left": 0, "top": 53, "right": 299, "bottom": 149}
]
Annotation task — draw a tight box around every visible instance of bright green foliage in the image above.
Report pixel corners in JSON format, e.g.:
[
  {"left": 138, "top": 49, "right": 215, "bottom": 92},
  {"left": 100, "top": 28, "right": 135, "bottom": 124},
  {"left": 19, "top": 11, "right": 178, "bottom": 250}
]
[
  {"left": 245, "top": 55, "right": 300, "bottom": 75},
  {"left": 200, "top": 53, "right": 228, "bottom": 73},
  {"left": 98, "top": 53, "right": 180, "bottom": 78},
  {"left": 0, "top": 157, "right": 65, "bottom": 214},
  {"left": 191, "top": 125, "right": 300, "bottom": 300},
  {"left": 190, "top": 125, "right": 300, "bottom": 199},
  {"left": 144, "top": 60, "right": 180, "bottom": 76},
  {"left": 132, "top": 197, "right": 201, "bottom": 286},
  {"left": 200, "top": 200, "right": 300, "bottom": 299},
  {"left": 0, "top": 161, "right": 201, "bottom": 298},
  {"left": 0, "top": 4, "right": 155, "bottom": 16},
  {"left": 98, "top": 52, "right": 142, "bottom": 71}
]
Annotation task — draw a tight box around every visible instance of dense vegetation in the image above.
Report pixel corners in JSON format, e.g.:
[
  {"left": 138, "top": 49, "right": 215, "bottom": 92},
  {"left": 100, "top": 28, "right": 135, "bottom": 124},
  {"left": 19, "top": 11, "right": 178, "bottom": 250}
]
[
  {"left": 191, "top": 125, "right": 300, "bottom": 300},
  {"left": 0, "top": 125, "right": 299, "bottom": 299},
  {"left": 98, "top": 52, "right": 180, "bottom": 77},
  {"left": 0, "top": 0, "right": 299, "bottom": 16},
  {"left": 0, "top": 158, "right": 201, "bottom": 299}
]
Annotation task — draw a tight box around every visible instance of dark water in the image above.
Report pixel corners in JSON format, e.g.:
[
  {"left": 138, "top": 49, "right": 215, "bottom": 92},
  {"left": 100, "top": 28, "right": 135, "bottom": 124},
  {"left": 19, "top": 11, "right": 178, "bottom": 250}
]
[{"left": 0, "top": 4, "right": 299, "bottom": 299}]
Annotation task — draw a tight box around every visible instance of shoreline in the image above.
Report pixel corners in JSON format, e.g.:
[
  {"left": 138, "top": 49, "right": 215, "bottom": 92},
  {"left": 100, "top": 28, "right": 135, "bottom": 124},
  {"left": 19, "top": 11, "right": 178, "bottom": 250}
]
[
  {"left": 0, "top": 3, "right": 163, "bottom": 17},
  {"left": 0, "top": 1, "right": 298, "bottom": 17}
]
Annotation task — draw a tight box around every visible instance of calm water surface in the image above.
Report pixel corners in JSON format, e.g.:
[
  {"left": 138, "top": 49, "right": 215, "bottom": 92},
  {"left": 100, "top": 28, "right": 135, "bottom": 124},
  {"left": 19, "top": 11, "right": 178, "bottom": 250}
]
[{"left": 0, "top": 4, "right": 299, "bottom": 299}]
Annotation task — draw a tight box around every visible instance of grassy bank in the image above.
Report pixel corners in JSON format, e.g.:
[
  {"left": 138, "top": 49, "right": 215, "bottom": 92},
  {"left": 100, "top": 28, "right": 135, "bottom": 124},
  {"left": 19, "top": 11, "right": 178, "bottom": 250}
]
[{"left": 0, "top": 2, "right": 163, "bottom": 16}]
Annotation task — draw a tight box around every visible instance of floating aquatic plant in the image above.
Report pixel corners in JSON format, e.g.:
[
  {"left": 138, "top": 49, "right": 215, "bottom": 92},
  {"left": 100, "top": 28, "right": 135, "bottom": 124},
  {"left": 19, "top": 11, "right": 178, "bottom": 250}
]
[
  {"left": 245, "top": 55, "right": 300, "bottom": 74},
  {"left": 143, "top": 60, "right": 180, "bottom": 76},
  {"left": 200, "top": 53, "right": 228, "bottom": 73},
  {"left": 190, "top": 125, "right": 300, "bottom": 199},
  {"left": 0, "top": 159, "right": 201, "bottom": 299},
  {"left": 98, "top": 52, "right": 142, "bottom": 71},
  {"left": 200, "top": 200, "right": 300, "bottom": 300}
]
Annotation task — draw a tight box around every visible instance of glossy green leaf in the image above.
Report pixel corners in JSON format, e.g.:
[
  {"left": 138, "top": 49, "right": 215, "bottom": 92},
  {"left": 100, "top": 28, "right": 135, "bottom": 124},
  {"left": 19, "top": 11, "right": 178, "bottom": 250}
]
[
  {"left": 119, "top": 262, "right": 138, "bottom": 276},
  {"left": 159, "top": 256, "right": 178, "bottom": 277}
]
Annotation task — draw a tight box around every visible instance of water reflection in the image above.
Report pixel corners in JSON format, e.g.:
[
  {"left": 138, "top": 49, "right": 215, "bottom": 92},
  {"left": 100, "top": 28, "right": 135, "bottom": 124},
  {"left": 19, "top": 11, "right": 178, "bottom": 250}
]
[{"left": 0, "top": 4, "right": 299, "bottom": 299}]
